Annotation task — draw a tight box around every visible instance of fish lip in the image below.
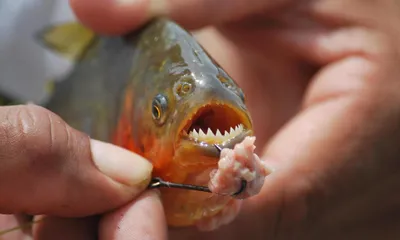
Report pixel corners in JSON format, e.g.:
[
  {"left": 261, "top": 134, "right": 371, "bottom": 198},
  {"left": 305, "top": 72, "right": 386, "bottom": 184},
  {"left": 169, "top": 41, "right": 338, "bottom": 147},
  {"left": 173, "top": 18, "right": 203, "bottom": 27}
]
[{"left": 176, "top": 101, "right": 252, "bottom": 155}]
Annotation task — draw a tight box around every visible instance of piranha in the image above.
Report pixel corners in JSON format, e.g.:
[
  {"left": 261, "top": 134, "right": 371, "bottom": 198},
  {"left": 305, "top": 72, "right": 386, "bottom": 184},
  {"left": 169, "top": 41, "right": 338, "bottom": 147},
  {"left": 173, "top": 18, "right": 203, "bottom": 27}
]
[{"left": 1, "top": 18, "right": 271, "bottom": 234}]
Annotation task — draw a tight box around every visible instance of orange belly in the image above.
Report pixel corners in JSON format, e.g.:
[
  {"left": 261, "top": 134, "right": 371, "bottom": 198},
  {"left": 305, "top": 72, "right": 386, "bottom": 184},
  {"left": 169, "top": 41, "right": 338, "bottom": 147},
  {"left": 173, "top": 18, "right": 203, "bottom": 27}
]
[{"left": 153, "top": 153, "right": 231, "bottom": 226}]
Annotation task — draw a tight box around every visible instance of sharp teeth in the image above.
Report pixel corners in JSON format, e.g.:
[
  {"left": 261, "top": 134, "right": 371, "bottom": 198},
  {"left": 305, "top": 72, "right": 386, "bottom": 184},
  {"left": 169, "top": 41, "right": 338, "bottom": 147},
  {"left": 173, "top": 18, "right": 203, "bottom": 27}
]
[
  {"left": 216, "top": 130, "right": 223, "bottom": 138},
  {"left": 199, "top": 129, "right": 206, "bottom": 138},
  {"left": 187, "top": 123, "right": 245, "bottom": 142},
  {"left": 207, "top": 128, "right": 214, "bottom": 137},
  {"left": 190, "top": 129, "right": 199, "bottom": 138}
]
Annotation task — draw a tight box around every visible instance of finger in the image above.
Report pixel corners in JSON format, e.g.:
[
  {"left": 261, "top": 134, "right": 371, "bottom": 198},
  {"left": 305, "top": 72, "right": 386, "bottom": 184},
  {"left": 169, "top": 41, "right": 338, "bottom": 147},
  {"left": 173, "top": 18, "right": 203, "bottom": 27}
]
[
  {"left": 32, "top": 215, "right": 98, "bottom": 240},
  {"left": 0, "top": 214, "right": 32, "bottom": 239},
  {"left": 259, "top": 28, "right": 400, "bottom": 235},
  {"left": 69, "top": 0, "right": 151, "bottom": 35},
  {"left": 0, "top": 104, "right": 153, "bottom": 217},
  {"left": 69, "top": 0, "right": 288, "bottom": 34},
  {"left": 99, "top": 190, "right": 167, "bottom": 240},
  {"left": 273, "top": 27, "right": 398, "bottom": 106}
]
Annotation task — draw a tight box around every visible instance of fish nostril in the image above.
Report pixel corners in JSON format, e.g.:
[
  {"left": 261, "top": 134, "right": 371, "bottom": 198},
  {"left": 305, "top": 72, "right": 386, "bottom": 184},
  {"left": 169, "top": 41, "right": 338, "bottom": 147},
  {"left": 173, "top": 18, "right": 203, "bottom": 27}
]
[{"left": 174, "top": 77, "right": 195, "bottom": 99}]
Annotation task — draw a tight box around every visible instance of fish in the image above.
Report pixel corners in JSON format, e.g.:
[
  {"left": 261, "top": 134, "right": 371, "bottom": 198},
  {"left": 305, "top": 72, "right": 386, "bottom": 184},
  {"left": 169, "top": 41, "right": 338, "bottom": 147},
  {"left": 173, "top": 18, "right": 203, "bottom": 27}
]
[{"left": 3, "top": 17, "right": 255, "bottom": 230}]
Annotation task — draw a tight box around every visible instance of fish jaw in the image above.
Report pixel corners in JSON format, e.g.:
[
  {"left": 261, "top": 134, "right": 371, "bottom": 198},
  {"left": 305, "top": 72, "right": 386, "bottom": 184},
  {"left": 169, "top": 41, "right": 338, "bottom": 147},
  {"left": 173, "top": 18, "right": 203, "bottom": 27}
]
[
  {"left": 156, "top": 101, "right": 253, "bottom": 227},
  {"left": 177, "top": 101, "right": 253, "bottom": 160}
]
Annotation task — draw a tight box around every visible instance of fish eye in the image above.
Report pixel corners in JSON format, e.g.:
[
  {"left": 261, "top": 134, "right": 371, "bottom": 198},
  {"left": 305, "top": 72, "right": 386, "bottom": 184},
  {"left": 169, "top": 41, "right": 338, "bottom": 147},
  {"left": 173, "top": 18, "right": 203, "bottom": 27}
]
[
  {"left": 181, "top": 83, "right": 192, "bottom": 93},
  {"left": 152, "top": 105, "right": 161, "bottom": 119},
  {"left": 152, "top": 94, "right": 168, "bottom": 125}
]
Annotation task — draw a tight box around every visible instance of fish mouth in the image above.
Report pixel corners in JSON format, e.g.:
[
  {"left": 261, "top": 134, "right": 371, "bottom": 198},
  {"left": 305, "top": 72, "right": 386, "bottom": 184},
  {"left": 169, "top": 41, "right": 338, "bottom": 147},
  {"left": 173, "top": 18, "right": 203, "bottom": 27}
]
[{"left": 178, "top": 102, "right": 252, "bottom": 157}]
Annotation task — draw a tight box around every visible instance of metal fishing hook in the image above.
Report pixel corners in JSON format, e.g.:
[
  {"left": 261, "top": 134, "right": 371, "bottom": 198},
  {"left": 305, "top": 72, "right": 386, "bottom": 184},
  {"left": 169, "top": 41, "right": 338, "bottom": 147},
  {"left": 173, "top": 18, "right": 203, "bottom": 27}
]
[
  {"left": 147, "top": 177, "right": 212, "bottom": 193},
  {"left": 147, "top": 144, "right": 247, "bottom": 197}
]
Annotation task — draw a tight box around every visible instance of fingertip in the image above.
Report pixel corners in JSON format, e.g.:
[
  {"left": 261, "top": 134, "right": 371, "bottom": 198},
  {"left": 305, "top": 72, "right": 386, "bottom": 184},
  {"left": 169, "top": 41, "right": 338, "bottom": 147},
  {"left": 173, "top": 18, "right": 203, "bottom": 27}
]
[
  {"left": 0, "top": 214, "right": 31, "bottom": 240},
  {"left": 69, "top": 0, "right": 269, "bottom": 35},
  {"left": 90, "top": 139, "right": 153, "bottom": 190},
  {"left": 100, "top": 190, "right": 167, "bottom": 240},
  {"left": 69, "top": 0, "right": 153, "bottom": 35},
  {"left": 32, "top": 215, "right": 98, "bottom": 240}
]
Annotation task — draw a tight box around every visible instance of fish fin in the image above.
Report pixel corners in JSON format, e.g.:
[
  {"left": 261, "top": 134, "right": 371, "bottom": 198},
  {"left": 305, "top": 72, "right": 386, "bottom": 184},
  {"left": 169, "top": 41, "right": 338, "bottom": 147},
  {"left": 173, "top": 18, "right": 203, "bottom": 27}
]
[
  {"left": 44, "top": 79, "right": 56, "bottom": 95},
  {"left": 35, "top": 22, "right": 96, "bottom": 61}
]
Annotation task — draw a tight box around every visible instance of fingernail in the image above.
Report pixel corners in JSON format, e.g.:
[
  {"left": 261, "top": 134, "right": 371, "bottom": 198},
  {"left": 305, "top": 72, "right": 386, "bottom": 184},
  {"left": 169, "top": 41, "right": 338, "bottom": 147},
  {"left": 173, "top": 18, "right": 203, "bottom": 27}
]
[
  {"left": 149, "top": 0, "right": 169, "bottom": 16},
  {"left": 262, "top": 157, "right": 280, "bottom": 173},
  {"left": 90, "top": 139, "right": 153, "bottom": 187},
  {"left": 115, "top": 0, "right": 169, "bottom": 16},
  {"left": 149, "top": 189, "right": 161, "bottom": 197},
  {"left": 155, "top": 189, "right": 161, "bottom": 197},
  {"left": 115, "top": 0, "right": 138, "bottom": 6}
]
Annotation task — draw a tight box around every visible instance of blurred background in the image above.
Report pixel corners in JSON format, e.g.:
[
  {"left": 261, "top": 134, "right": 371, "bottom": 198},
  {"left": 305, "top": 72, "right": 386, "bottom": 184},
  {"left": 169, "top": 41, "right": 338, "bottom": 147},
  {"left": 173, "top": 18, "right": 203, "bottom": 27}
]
[{"left": 0, "top": 0, "right": 76, "bottom": 106}]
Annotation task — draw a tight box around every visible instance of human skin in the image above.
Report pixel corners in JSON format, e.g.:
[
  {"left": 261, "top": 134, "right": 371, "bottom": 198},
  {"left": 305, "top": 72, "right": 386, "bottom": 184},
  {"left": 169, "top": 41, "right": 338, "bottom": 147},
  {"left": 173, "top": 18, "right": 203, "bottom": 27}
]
[
  {"left": 70, "top": 0, "right": 400, "bottom": 239},
  {"left": 0, "top": 105, "right": 166, "bottom": 239},
  {"left": 2, "top": 0, "right": 400, "bottom": 239}
]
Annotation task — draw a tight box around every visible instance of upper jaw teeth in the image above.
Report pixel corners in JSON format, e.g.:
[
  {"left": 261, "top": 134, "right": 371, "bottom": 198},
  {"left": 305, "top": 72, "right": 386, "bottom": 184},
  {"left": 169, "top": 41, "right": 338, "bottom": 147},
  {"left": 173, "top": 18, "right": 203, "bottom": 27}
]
[{"left": 188, "top": 124, "right": 244, "bottom": 143}]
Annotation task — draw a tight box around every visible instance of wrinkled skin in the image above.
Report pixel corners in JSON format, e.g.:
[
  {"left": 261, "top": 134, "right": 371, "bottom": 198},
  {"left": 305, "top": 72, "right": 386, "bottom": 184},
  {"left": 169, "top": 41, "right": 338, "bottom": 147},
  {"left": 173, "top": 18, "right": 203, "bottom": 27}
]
[{"left": 2, "top": 0, "right": 400, "bottom": 239}]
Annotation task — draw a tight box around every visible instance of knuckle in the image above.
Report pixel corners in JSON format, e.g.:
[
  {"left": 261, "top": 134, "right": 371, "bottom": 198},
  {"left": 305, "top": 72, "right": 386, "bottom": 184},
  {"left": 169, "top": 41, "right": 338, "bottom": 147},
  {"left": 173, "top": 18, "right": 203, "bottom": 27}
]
[
  {"left": 0, "top": 105, "right": 78, "bottom": 165},
  {"left": 5, "top": 106, "right": 53, "bottom": 159},
  {"left": 0, "top": 106, "right": 37, "bottom": 155}
]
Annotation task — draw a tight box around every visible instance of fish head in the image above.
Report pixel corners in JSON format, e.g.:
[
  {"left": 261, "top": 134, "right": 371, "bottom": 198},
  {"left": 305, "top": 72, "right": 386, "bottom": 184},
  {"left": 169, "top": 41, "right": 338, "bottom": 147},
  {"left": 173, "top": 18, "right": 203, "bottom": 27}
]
[
  {"left": 127, "top": 19, "right": 253, "bottom": 177},
  {"left": 135, "top": 59, "right": 254, "bottom": 172},
  {"left": 138, "top": 44, "right": 253, "bottom": 179}
]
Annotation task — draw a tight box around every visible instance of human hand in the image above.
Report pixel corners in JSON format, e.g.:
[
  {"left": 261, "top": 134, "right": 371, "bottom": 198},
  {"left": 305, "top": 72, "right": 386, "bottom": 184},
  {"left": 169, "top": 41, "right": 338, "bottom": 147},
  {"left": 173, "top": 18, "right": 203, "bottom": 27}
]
[
  {"left": 0, "top": 104, "right": 167, "bottom": 239},
  {"left": 70, "top": 0, "right": 400, "bottom": 239}
]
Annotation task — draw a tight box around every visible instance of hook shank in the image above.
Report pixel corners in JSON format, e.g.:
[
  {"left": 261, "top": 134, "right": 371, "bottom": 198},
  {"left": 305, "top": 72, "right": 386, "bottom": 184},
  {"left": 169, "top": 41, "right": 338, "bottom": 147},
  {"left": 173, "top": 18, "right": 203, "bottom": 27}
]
[{"left": 147, "top": 144, "right": 247, "bottom": 197}]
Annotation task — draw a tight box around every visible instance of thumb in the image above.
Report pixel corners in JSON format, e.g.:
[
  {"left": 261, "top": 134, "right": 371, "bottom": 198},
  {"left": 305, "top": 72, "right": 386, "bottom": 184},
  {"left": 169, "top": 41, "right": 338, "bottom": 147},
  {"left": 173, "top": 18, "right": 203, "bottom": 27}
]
[
  {"left": 257, "top": 27, "right": 400, "bottom": 232},
  {"left": 69, "top": 0, "right": 285, "bottom": 35},
  {"left": 0, "top": 104, "right": 153, "bottom": 217}
]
